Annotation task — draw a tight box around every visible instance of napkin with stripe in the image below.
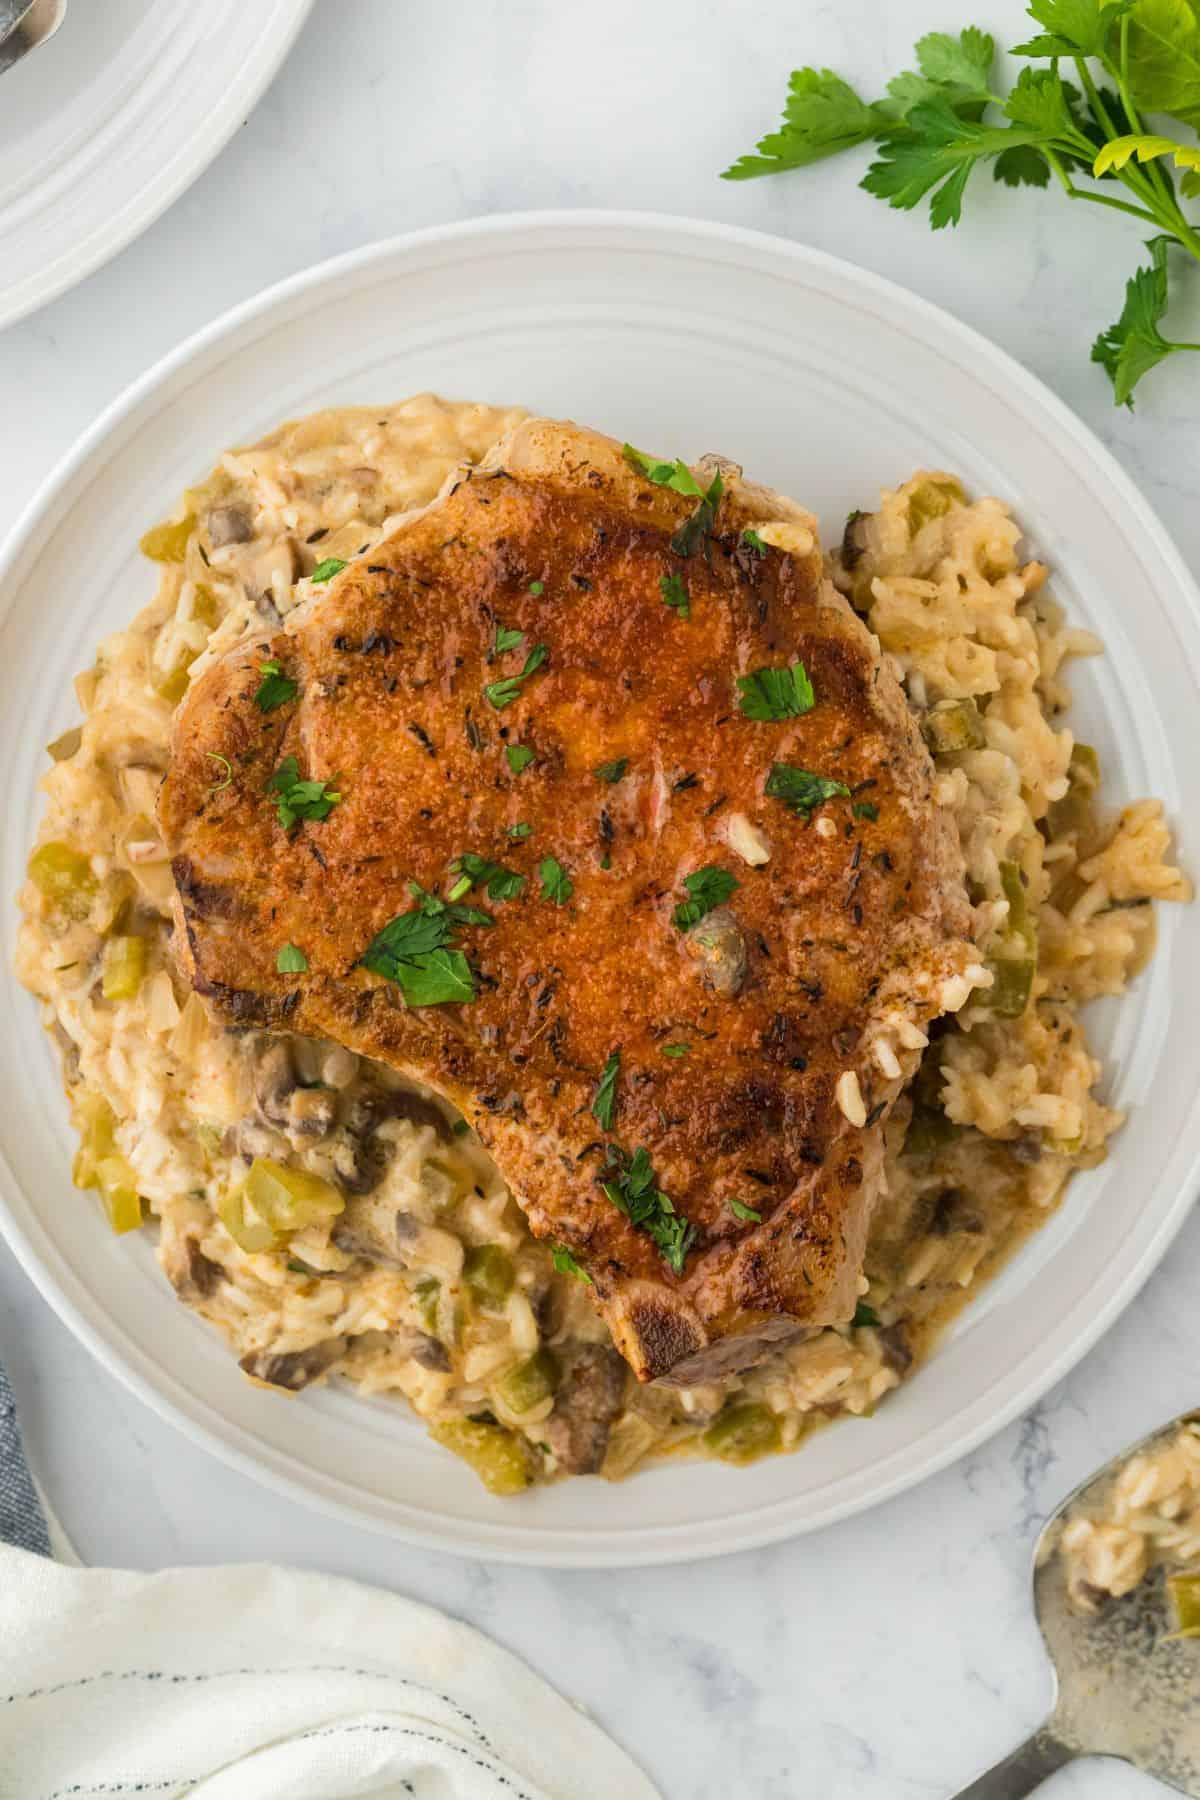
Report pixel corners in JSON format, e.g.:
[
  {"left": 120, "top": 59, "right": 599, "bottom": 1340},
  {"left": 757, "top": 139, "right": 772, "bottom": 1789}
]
[{"left": 0, "top": 1358, "right": 659, "bottom": 1800}]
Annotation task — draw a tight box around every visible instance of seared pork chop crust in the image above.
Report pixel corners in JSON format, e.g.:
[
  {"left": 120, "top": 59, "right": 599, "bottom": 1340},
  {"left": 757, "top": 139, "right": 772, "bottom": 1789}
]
[{"left": 160, "top": 419, "right": 973, "bottom": 1382}]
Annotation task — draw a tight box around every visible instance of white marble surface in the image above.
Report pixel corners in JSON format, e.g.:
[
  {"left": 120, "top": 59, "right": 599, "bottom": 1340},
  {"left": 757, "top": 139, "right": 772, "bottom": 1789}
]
[{"left": 1, "top": 2, "right": 1198, "bottom": 1794}]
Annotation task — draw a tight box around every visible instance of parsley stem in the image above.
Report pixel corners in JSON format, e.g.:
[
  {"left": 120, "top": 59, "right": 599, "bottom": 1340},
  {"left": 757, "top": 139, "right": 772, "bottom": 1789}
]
[{"left": 1048, "top": 159, "right": 1168, "bottom": 231}]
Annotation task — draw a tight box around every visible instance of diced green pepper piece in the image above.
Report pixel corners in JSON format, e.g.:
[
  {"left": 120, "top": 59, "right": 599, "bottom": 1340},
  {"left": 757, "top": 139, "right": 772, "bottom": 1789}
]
[
  {"left": 703, "top": 1402, "right": 782, "bottom": 1466},
  {"left": 906, "top": 478, "right": 964, "bottom": 536},
  {"left": 979, "top": 946, "right": 1036, "bottom": 1017},
  {"left": 463, "top": 1243, "right": 515, "bottom": 1307},
  {"left": 903, "top": 1103, "right": 962, "bottom": 1157},
  {"left": 999, "top": 860, "right": 1035, "bottom": 946},
  {"left": 496, "top": 1347, "right": 560, "bottom": 1415},
  {"left": 28, "top": 841, "right": 97, "bottom": 919},
  {"left": 413, "top": 1276, "right": 440, "bottom": 1334},
  {"left": 428, "top": 1417, "right": 531, "bottom": 1495},
  {"left": 1169, "top": 1572, "right": 1200, "bottom": 1638},
  {"left": 921, "top": 697, "right": 986, "bottom": 756},
  {"left": 101, "top": 934, "right": 147, "bottom": 1001},
  {"left": 241, "top": 1156, "right": 344, "bottom": 1233},
  {"left": 139, "top": 514, "right": 196, "bottom": 563},
  {"left": 1046, "top": 743, "right": 1101, "bottom": 840}
]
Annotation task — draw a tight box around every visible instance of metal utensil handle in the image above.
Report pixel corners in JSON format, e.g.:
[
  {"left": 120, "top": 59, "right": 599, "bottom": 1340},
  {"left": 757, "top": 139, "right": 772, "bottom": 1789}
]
[{"left": 950, "top": 1723, "right": 1076, "bottom": 1797}]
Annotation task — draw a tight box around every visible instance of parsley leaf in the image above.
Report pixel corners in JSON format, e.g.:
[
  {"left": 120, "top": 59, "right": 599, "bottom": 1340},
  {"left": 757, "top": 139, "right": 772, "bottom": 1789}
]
[
  {"left": 1091, "top": 236, "right": 1185, "bottom": 405},
  {"left": 1013, "top": 0, "right": 1135, "bottom": 59},
  {"left": 276, "top": 942, "right": 307, "bottom": 974},
  {"left": 852, "top": 1301, "right": 881, "bottom": 1329},
  {"left": 493, "top": 623, "right": 525, "bottom": 656},
  {"left": 528, "top": 579, "right": 545, "bottom": 596},
  {"left": 507, "top": 822, "right": 533, "bottom": 839},
  {"left": 505, "top": 744, "right": 535, "bottom": 774},
  {"left": 853, "top": 800, "right": 880, "bottom": 822},
  {"left": 1125, "top": 0, "right": 1200, "bottom": 128},
  {"left": 594, "top": 757, "right": 628, "bottom": 784},
  {"left": 266, "top": 756, "right": 342, "bottom": 830},
  {"left": 311, "top": 557, "right": 347, "bottom": 583},
  {"left": 672, "top": 865, "right": 739, "bottom": 931},
  {"left": 741, "top": 528, "right": 768, "bottom": 553},
  {"left": 993, "top": 143, "right": 1051, "bottom": 188},
  {"left": 766, "top": 763, "right": 851, "bottom": 820},
  {"left": 622, "top": 445, "right": 724, "bottom": 556},
  {"left": 602, "top": 1145, "right": 695, "bottom": 1275},
  {"left": 253, "top": 659, "right": 298, "bottom": 712},
  {"left": 729, "top": 1197, "right": 762, "bottom": 1222},
  {"left": 539, "top": 856, "right": 573, "bottom": 905},
  {"left": 448, "top": 853, "right": 526, "bottom": 903},
  {"left": 485, "top": 643, "right": 549, "bottom": 710},
  {"left": 661, "top": 1042, "right": 691, "bottom": 1057},
  {"left": 721, "top": 68, "right": 890, "bottom": 180},
  {"left": 360, "top": 886, "right": 480, "bottom": 1005},
  {"left": 551, "top": 1244, "right": 592, "bottom": 1283},
  {"left": 737, "top": 661, "right": 815, "bottom": 721},
  {"left": 592, "top": 1047, "right": 621, "bottom": 1131},
  {"left": 660, "top": 572, "right": 690, "bottom": 619}
]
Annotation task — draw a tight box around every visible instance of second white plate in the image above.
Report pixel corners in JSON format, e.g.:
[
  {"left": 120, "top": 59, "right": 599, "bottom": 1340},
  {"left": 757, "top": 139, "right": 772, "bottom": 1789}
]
[{"left": 2, "top": 211, "right": 1199, "bottom": 1565}]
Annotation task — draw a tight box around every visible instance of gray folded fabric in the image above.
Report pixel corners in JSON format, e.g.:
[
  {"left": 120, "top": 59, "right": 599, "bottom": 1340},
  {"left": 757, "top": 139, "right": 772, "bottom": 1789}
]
[{"left": 0, "top": 1359, "right": 50, "bottom": 1556}]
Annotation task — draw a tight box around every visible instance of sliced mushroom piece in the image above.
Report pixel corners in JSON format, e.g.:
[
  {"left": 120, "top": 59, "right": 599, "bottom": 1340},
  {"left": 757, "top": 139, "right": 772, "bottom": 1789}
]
[
  {"left": 332, "top": 1196, "right": 462, "bottom": 1278},
  {"left": 207, "top": 504, "right": 254, "bottom": 547},
  {"left": 251, "top": 1037, "right": 337, "bottom": 1141},
  {"left": 163, "top": 1235, "right": 224, "bottom": 1303},
  {"left": 877, "top": 1322, "right": 913, "bottom": 1376},
  {"left": 329, "top": 1085, "right": 451, "bottom": 1196},
  {"left": 239, "top": 1335, "right": 347, "bottom": 1391},
  {"left": 930, "top": 1188, "right": 985, "bottom": 1236},
  {"left": 543, "top": 1344, "right": 628, "bottom": 1475},
  {"left": 408, "top": 1333, "right": 452, "bottom": 1372},
  {"left": 685, "top": 907, "right": 748, "bottom": 999}
]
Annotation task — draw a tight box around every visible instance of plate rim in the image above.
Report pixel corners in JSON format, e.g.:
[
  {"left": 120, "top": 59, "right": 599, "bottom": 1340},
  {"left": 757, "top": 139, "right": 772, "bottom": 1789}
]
[
  {"left": 2, "top": 206, "right": 1199, "bottom": 1566},
  {"left": 0, "top": 0, "right": 316, "bottom": 331}
]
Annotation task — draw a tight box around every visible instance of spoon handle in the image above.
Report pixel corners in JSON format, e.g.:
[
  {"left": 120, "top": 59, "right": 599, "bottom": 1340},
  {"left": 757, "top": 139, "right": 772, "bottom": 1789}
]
[{"left": 949, "top": 1723, "right": 1076, "bottom": 1797}]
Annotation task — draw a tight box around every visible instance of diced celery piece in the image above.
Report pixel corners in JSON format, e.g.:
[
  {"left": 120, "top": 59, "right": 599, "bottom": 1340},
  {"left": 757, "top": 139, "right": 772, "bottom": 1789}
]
[
  {"left": 413, "top": 1276, "right": 440, "bottom": 1335},
  {"left": 1046, "top": 743, "right": 1101, "bottom": 840},
  {"left": 496, "top": 1348, "right": 560, "bottom": 1415},
  {"left": 139, "top": 515, "right": 196, "bottom": 563},
  {"left": 428, "top": 1417, "right": 531, "bottom": 1495},
  {"left": 71, "top": 1090, "right": 116, "bottom": 1189},
  {"left": 921, "top": 697, "right": 986, "bottom": 755},
  {"left": 96, "top": 1155, "right": 143, "bottom": 1234},
  {"left": 463, "top": 1243, "right": 514, "bottom": 1307},
  {"left": 999, "top": 859, "right": 1035, "bottom": 946},
  {"left": 1169, "top": 1572, "right": 1200, "bottom": 1637},
  {"left": 216, "top": 1186, "right": 279, "bottom": 1254},
  {"left": 904, "top": 1104, "right": 962, "bottom": 1156},
  {"left": 101, "top": 934, "right": 147, "bottom": 1001},
  {"left": 28, "top": 842, "right": 96, "bottom": 919},
  {"left": 703, "top": 1402, "right": 782, "bottom": 1466},
  {"left": 906, "top": 478, "right": 964, "bottom": 536},
  {"left": 979, "top": 946, "right": 1036, "bottom": 1017},
  {"left": 155, "top": 661, "right": 193, "bottom": 705}
]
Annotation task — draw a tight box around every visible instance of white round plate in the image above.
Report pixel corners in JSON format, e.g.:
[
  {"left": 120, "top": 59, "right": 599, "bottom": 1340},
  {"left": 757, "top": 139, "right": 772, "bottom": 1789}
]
[
  {"left": 0, "top": 0, "right": 313, "bottom": 330},
  {"left": 2, "top": 212, "right": 1198, "bottom": 1567}
]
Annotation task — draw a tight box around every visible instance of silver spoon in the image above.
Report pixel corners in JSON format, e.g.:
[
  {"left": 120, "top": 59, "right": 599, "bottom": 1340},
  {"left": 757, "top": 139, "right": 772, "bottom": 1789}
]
[
  {"left": 954, "top": 1409, "right": 1200, "bottom": 1796},
  {"left": 0, "top": 0, "right": 67, "bottom": 77}
]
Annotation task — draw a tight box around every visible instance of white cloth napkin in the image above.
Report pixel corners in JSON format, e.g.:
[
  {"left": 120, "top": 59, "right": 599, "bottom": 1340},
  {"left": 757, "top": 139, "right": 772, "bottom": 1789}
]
[{"left": 0, "top": 1545, "right": 660, "bottom": 1800}]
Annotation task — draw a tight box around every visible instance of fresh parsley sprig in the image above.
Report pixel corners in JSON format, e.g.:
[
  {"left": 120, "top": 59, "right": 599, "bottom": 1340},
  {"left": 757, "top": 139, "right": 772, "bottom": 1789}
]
[
  {"left": 672, "top": 865, "right": 739, "bottom": 931},
  {"left": 737, "top": 661, "right": 815, "bottom": 721},
  {"left": 360, "top": 882, "right": 484, "bottom": 1006},
  {"left": 766, "top": 763, "right": 850, "bottom": 821},
  {"left": 622, "top": 444, "right": 725, "bottom": 555},
  {"left": 592, "top": 1047, "right": 621, "bottom": 1131},
  {"left": 723, "top": 8, "right": 1200, "bottom": 404},
  {"left": 266, "top": 756, "right": 341, "bottom": 830},
  {"left": 602, "top": 1144, "right": 696, "bottom": 1276}
]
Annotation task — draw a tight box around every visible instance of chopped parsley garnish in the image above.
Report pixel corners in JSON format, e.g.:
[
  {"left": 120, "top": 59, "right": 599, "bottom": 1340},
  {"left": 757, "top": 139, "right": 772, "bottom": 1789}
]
[
  {"left": 551, "top": 1244, "right": 591, "bottom": 1283},
  {"left": 766, "top": 763, "right": 851, "bottom": 820},
  {"left": 737, "top": 661, "right": 815, "bottom": 721},
  {"left": 311, "top": 557, "right": 347, "bottom": 583},
  {"left": 852, "top": 1301, "right": 881, "bottom": 1329},
  {"left": 729, "top": 1198, "right": 762, "bottom": 1222},
  {"left": 539, "top": 855, "right": 573, "bottom": 906},
  {"left": 853, "top": 800, "right": 880, "bottom": 821},
  {"left": 742, "top": 528, "right": 768, "bottom": 554},
  {"left": 621, "top": 443, "right": 724, "bottom": 557},
  {"left": 507, "top": 822, "right": 533, "bottom": 839},
  {"left": 660, "top": 572, "right": 690, "bottom": 619},
  {"left": 661, "top": 1043, "right": 691, "bottom": 1057},
  {"left": 602, "top": 1145, "right": 695, "bottom": 1276},
  {"left": 484, "top": 642, "right": 548, "bottom": 709},
  {"left": 528, "top": 579, "right": 545, "bottom": 596},
  {"left": 266, "top": 756, "right": 342, "bottom": 830},
  {"left": 205, "top": 751, "right": 233, "bottom": 794},
  {"left": 505, "top": 744, "right": 535, "bottom": 774},
  {"left": 360, "top": 884, "right": 480, "bottom": 1006},
  {"left": 594, "top": 757, "right": 628, "bottom": 784},
  {"left": 452, "top": 1119, "right": 471, "bottom": 1136},
  {"left": 592, "top": 1048, "right": 621, "bottom": 1131},
  {"left": 276, "top": 942, "right": 308, "bottom": 974},
  {"left": 672, "top": 865, "right": 739, "bottom": 931},
  {"left": 253, "top": 659, "right": 298, "bottom": 712},
  {"left": 493, "top": 622, "right": 525, "bottom": 656},
  {"left": 448, "top": 853, "right": 526, "bottom": 904}
]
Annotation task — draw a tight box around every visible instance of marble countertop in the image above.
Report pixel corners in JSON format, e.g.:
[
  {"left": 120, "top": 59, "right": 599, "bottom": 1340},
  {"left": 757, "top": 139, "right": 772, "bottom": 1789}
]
[{"left": 2, "top": 3, "right": 1198, "bottom": 1794}]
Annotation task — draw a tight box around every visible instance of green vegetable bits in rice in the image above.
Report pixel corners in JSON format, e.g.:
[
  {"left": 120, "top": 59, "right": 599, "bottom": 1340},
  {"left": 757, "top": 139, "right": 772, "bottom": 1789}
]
[{"left": 15, "top": 400, "right": 1190, "bottom": 1493}]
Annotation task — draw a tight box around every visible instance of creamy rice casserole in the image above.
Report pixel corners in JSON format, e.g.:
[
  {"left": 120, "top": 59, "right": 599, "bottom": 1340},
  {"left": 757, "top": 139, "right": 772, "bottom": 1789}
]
[{"left": 16, "top": 395, "right": 1190, "bottom": 1493}]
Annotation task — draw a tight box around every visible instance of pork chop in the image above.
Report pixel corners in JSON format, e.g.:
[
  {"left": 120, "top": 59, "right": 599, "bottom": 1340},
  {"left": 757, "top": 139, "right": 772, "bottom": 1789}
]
[{"left": 159, "top": 417, "right": 977, "bottom": 1384}]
